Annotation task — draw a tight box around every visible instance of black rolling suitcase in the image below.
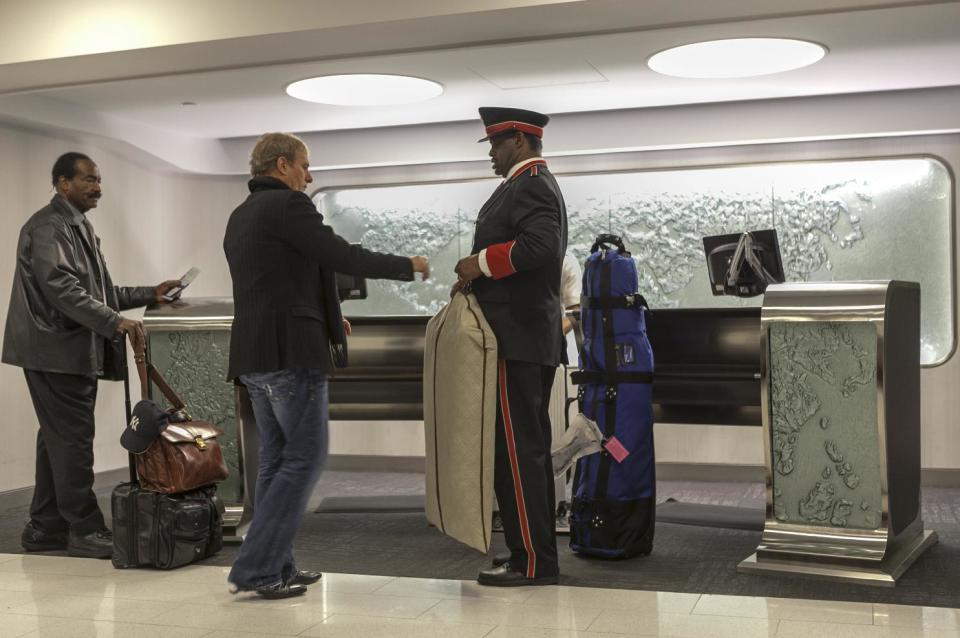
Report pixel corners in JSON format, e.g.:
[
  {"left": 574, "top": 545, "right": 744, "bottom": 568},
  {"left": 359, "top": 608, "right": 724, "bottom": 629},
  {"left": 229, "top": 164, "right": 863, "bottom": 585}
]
[
  {"left": 111, "top": 335, "right": 224, "bottom": 570},
  {"left": 111, "top": 482, "right": 223, "bottom": 569}
]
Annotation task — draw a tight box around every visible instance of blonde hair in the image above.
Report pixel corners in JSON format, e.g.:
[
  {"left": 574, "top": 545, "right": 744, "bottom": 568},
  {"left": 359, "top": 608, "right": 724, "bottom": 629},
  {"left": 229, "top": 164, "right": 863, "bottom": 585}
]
[{"left": 249, "top": 133, "right": 308, "bottom": 176}]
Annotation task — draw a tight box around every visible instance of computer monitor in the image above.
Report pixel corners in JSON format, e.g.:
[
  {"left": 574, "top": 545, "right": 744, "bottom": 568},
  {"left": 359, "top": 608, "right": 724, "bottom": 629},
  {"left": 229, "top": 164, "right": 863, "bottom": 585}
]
[
  {"left": 335, "top": 243, "right": 369, "bottom": 301},
  {"left": 703, "top": 229, "right": 785, "bottom": 297},
  {"left": 336, "top": 272, "right": 367, "bottom": 301}
]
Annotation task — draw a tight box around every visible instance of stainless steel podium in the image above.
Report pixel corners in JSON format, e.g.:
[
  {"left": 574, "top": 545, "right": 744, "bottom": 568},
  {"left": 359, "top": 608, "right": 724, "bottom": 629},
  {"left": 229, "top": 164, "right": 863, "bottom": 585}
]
[
  {"left": 143, "top": 298, "right": 254, "bottom": 543},
  {"left": 738, "top": 281, "right": 937, "bottom": 586}
]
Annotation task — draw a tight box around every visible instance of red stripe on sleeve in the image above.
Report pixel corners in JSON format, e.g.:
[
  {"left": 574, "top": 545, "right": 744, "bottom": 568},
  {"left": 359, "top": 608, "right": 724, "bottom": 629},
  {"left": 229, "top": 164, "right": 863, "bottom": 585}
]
[{"left": 486, "top": 240, "right": 517, "bottom": 279}]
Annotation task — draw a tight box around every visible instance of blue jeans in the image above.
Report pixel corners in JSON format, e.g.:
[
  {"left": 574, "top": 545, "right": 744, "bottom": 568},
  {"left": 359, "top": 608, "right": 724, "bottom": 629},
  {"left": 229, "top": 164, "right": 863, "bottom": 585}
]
[{"left": 229, "top": 368, "right": 329, "bottom": 589}]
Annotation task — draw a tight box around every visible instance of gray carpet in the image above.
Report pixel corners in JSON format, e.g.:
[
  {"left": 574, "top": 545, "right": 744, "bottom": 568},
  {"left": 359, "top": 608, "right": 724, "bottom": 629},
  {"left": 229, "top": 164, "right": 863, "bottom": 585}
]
[
  {"left": 315, "top": 494, "right": 426, "bottom": 513},
  {"left": 2, "top": 473, "right": 958, "bottom": 608},
  {"left": 217, "top": 499, "right": 959, "bottom": 608}
]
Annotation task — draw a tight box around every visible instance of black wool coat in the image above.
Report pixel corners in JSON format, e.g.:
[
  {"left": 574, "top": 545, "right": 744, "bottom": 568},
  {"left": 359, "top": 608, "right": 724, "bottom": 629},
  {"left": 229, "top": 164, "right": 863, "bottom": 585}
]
[{"left": 223, "top": 176, "right": 413, "bottom": 379}]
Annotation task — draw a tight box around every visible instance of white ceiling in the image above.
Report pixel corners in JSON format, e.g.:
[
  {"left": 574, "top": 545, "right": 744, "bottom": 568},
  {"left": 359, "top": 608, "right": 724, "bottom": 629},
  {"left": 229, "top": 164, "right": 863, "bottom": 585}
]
[
  {"left": 1, "top": 0, "right": 958, "bottom": 173},
  {"left": 24, "top": 2, "right": 960, "bottom": 139}
]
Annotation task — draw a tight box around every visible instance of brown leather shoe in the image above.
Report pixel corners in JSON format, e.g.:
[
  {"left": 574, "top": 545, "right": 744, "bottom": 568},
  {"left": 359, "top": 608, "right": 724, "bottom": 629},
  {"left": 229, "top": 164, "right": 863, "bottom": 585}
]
[{"left": 477, "top": 563, "right": 558, "bottom": 587}]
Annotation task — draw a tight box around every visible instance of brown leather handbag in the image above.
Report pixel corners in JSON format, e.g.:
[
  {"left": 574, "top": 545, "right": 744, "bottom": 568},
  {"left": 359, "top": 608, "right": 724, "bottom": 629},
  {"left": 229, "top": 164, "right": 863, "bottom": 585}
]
[{"left": 132, "top": 337, "right": 229, "bottom": 494}]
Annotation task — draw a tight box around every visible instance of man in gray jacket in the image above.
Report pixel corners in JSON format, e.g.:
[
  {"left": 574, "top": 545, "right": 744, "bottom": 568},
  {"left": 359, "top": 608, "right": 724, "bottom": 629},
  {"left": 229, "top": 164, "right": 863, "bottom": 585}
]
[{"left": 2, "top": 152, "right": 180, "bottom": 558}]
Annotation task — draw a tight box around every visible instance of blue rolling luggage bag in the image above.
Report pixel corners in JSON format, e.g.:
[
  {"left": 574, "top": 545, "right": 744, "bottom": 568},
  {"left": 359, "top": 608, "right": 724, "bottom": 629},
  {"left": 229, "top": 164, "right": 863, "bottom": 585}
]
[{"left": 569, "top": 234, "right": 656, "bottom": 558}]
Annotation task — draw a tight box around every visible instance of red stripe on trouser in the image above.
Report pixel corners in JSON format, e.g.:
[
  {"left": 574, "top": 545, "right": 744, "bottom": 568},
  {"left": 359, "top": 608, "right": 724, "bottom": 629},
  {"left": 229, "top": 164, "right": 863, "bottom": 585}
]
[{"left": 498, "top": 359, "right": 536, "bottom": 578}]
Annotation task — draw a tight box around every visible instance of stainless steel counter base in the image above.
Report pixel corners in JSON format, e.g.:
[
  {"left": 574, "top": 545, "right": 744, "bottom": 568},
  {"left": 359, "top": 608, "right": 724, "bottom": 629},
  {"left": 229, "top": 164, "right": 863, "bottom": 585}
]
[
  {"left": 222, "top": 505, "right": 248, "bottom": 544},
  {"left": 144, "top": 298, "right": 252, "bottom": 544},
  {"left": 223, "top": 382, "right": 259, "bottom": 543},
  {"left": 743, "top": 281, "right": 936, "bottom": 588},
  {"left": 738, "top": 529, "right": 938, "bottom": 586}
]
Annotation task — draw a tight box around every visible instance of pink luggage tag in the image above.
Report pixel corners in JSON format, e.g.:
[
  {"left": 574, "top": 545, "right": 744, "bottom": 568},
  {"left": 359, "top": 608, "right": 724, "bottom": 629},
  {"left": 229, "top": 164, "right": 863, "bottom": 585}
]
[{"left": 603, "top": 436, "right": 630, "bottom": 463}]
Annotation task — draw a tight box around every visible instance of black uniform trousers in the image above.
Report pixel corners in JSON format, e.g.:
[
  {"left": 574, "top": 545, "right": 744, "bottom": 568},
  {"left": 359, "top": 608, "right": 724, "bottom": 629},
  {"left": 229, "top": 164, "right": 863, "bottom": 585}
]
[
  {"left": 23, "top": 370, "right": 105, "bottom": 536},
  {"left": 494, "top": 358, "right": 559, "bottom": 579}
]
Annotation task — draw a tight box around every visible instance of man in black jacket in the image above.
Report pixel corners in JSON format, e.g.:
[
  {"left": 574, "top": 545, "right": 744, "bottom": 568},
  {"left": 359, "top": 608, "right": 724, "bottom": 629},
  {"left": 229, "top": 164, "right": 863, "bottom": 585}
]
[
  {"left": 223, "top": 132, "right": 429, "bottom": 599},
  {"left": 2, "top": 152, "right": 181, "bottom": 558},
  {"left": 455, "top": 107, "right": 567, "bottom": 586}
]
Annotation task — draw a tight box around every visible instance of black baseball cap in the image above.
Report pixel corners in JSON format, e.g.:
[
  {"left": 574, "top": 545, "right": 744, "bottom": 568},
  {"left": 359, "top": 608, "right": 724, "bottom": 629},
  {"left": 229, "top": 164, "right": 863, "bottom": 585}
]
[{"left": 121, "top": 400, "right": 170, "bottom": 453}]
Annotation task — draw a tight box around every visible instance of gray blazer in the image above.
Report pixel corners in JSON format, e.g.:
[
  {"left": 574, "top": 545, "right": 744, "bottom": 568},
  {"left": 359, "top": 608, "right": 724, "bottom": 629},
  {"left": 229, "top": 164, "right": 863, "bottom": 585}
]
[{"left": 2, "top": 196, "right": 154, "bottom": 376}]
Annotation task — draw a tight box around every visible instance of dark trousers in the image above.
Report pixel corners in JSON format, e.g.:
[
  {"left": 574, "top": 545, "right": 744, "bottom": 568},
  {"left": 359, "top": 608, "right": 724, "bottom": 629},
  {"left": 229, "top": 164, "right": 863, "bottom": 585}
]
[
  {"left": 23, "top": 369, "right": 105, "bottom": 536},
  {"left": 494, "top": 359, "right": 559, "bottom": 578},
  {"left": 229, "top": 368, "right": 329, "bottom": 589}
]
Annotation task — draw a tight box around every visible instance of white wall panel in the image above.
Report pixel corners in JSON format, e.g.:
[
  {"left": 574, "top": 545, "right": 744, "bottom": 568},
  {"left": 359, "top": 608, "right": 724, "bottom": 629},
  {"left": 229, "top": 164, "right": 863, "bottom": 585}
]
[{"left": 0, "top": 125, "right": 244, "bottom": 493}]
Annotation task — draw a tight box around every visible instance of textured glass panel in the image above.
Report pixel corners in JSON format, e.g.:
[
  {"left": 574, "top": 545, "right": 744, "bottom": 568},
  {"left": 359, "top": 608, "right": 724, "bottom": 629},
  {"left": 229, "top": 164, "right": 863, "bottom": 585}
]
[
  {"left": 315, "top": 157, "right": 952, "bottom": 363},
  {"left": 768, "top": 322, "right": 881, "bottom": 530},
  {"left": 147, "top": 330, "right": 241, "bottom": 504},
  {"left": 316, "top": 182, "right": 494, "bottom": 315}
]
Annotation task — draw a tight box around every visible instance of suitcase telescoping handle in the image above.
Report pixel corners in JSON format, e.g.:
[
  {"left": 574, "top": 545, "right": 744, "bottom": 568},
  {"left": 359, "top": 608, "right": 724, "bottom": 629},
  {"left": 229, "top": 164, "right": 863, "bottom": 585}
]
[
  {"left": 591, "top": 234, "right": 627, "bottom": 254},
  {"left": 121, "top": 333, "right": 137, "bottom": 483},
  {"left": 130, "top": 331, "right": 189, "bottom": 412}
]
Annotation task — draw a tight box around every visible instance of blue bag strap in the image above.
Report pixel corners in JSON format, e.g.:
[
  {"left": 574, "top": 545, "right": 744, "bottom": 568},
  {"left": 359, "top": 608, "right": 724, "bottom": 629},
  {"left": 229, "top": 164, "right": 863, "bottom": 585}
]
[
  {"left": 580, "top": 294, "right": 648, "bottom": 311},
  {"left": 595, "top": 256, "right": 619, "bottom": 500}
]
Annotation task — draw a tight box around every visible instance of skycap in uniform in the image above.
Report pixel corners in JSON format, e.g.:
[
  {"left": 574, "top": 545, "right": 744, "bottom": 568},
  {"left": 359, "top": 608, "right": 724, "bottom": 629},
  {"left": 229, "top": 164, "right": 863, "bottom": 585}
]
[{"left": 456, "top": 106, "right": 568, "bottom": 587}]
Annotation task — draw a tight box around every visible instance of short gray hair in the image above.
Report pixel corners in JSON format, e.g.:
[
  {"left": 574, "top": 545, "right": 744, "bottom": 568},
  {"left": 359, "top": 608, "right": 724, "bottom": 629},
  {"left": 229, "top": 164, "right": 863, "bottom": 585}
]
[{"left": 249, "top": 133, "right": 308, "bottom": 176}]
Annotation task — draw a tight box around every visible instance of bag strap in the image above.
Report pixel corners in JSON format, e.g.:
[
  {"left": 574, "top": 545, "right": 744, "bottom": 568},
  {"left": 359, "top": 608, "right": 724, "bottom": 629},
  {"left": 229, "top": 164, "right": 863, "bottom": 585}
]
[
  {"left": 131, "top": 332, "right": 187, "bottom": 411},
  {"left": 594, "top": 258, "right": 618, "bottom": 500},
  {"left": 571, "top": 370, "right": 654, "bottom": 385},
  {"left": 120, "top": 334, "right": 137, "bottom": 484},
  {"left": 567, "top": 310, "right": 585, "bottom": 363},
  {"left": 580, "top": 294, "right": 648, "bottom": 311}
]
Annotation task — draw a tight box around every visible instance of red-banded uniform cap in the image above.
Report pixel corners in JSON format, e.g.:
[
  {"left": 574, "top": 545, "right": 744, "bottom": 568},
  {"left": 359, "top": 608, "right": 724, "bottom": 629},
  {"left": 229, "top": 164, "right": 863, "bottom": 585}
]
[{"left": 477, "top": 107, "right": 550, "bottom": 142}]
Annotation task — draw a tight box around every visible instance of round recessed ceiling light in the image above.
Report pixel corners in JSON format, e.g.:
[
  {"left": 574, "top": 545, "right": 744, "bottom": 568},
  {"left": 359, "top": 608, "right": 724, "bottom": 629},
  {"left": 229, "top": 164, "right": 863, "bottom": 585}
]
[
  {"left": 648, "top": 38, "right": 826, "bottom": 79},
  {"left": 286, "top": 74, "right": 444, "bottom": 106}
]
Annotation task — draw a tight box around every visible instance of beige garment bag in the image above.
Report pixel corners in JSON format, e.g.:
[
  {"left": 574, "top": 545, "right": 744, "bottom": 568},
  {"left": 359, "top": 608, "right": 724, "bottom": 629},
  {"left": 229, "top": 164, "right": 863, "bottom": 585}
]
[{"left": 424, "top": 292, "right": 498, "bottom": 552}]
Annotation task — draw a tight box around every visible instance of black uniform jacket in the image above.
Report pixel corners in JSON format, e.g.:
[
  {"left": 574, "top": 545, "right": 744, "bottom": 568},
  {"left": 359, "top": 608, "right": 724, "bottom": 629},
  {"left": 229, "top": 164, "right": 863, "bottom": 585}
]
[
  {"left": 223, "top": 176, "right": 413, "bottom": 379},
  {"left": 2, "top": 196, "right": 154, "bottom": 376},
  {"left": 470, "top": 164, "right": 568, "bottom": 367}
]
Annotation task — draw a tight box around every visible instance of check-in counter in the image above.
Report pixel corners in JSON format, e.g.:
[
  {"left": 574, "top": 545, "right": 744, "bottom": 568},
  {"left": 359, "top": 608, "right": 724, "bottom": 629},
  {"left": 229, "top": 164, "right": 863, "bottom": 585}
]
[
  {"left": 142, "top": 298, "right": 765, "bottom": 539},
  {"left": 330, "top": 309, "right": 764, "bottom": 427},
  {"left": 142, "top": 298, "right": 248, "bottom": 541},
  {"left": 647, "top": 307, "right": 761, "bottom": 427},
  {"left": 327, "top": 316, "right": 428, "bottom": 421}
]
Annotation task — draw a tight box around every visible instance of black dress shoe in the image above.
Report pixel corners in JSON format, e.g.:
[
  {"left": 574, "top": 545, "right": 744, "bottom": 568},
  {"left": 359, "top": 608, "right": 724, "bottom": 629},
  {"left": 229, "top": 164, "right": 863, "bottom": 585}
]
[
  {"left": 21, "top": 522, "right": 67, "bottom": 552},
  {"left": 256, "top": 582, "right": 308, "bottom": 599},
  {"left": 67, "top": 528, "right": 113, "bottom": 559},
  {"left": 491, "top": 552, "right": 510, "bottom": 567},
  {"left": 287, "top": 570, "right": 322, "bottom": 586},
  {"left": 477, "top": 563, "right": 558, "bottom": 587}
]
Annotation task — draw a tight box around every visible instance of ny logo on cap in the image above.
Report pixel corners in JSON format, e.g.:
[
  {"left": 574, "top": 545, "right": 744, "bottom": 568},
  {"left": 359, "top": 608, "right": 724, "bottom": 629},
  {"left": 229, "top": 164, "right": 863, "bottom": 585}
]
[{"left": 129, "top": 415, "right": 140, "bottom": 432}]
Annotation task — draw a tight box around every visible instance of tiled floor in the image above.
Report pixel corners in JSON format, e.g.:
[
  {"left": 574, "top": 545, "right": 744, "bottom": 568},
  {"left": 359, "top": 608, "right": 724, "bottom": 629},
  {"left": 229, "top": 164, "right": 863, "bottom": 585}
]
[{"left": 0, "top": 553, "right": 958, "bottom": 637}]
